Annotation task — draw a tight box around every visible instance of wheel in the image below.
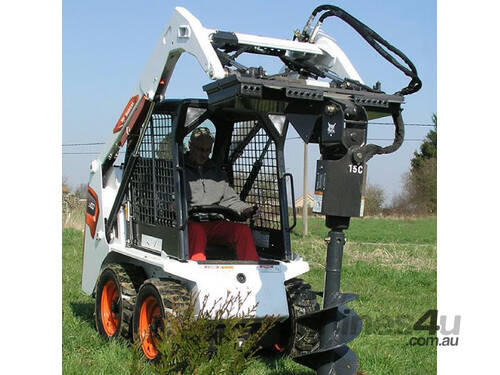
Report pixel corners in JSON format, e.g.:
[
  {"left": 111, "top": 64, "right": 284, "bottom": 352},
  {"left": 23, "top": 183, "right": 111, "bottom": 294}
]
[
  {"left": 95, "top": 263, "right": 144, "bottom": 340},
  {"left": 133, "top": 278, "right": 190, "bottom": 361},
  {"left": 275, "top": 278, "right": 320, "bottom": 356}
]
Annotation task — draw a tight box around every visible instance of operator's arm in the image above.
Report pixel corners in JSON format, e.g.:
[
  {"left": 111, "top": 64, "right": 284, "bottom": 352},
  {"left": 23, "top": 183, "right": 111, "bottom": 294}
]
[
  {"left": 218, "top": 174, "right": 252, "bottom": 215},
  {"left": 219, "top": 183, "right": 252, "bottom": 214}
]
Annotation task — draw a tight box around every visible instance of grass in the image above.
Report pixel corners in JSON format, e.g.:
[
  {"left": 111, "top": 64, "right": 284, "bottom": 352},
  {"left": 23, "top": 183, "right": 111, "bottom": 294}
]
[{"left": 62, "top": 216, "right": 436, "bottom": 374}]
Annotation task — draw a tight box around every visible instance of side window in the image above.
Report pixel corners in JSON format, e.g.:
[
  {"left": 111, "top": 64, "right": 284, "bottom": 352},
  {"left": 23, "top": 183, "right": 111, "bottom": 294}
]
[
  {"left": 129, "top": 113, "right": 177, "bottom": 228},
  {"left": 230, "top": 121, "right": 281, "bottom": 230}
]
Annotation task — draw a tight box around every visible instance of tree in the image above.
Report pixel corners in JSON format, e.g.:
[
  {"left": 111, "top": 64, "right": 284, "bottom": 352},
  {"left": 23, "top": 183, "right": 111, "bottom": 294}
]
[
  {"left": 407, "top": 158, "right": 437, "bottom": 214},
  {"left": 74, "top": 183, "right": 88, "bottom": 199},
  {"left": 407, "top": 114, "right": 437, "bottom": 214},
  {"left": 364, "top": 184, "right": 385, "bottom": 216},
  {"left": 62, "top": 176, "right": 70, "bottom": 194},
  {"left": 411, "top": 114, "right": 437, "bottom": 169}
]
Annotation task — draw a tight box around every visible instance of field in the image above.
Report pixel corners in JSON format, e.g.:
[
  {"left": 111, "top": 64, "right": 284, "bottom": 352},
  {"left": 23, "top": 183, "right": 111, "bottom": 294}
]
[{"left": 63, "top": 216, "right": 436, "bottom": 374}]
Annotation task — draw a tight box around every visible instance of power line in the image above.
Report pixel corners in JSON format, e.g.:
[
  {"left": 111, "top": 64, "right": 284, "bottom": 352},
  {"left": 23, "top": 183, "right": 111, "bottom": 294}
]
[
  {"left": 62, "top": 142, "right": 105, "bottom": 147},
  {"left": 62, "top": 136, "right": 426, "bottom": 148},
  {"left": 61, "top": 122, "right": 434, "bottom": 147},
  {"left": 62, "top": 151, "right": 125, "bottom": 155},
  {"left": 62, "top": 137, "right": 426, "bottom": 155},
  {"left": 62, "top": 152, "right": 102, "bottom": 155},
  {"left": 370, "top": 122, "right": 434, "bottom": 127},
  {"left": 286, "top": 136, "right": 424, "bottom": 141}
]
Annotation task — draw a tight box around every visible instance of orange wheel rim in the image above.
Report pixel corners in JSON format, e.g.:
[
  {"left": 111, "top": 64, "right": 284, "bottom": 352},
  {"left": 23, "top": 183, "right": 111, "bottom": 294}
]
[
  {"left": 274, "top": 343, "right": 285, "bottom": 353},
  {"left": 139, "top": 296, "right": 161, "bottom": 360},
  {"left": 101, "top": 280, "right": 119, "bottom": 336}
]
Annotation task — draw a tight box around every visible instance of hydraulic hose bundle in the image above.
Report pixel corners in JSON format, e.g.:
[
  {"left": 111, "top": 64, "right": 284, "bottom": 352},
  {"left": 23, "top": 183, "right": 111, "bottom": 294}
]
[{"left": 298, "top": 4, "right": 422, "bottom": 96}]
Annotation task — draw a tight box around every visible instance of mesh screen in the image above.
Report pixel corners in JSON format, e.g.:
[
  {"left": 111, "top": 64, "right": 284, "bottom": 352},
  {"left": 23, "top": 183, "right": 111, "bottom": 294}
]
[
  {"left": 129, "top": 114, "right": 177, "bottom": 227},
  {"left": 231, "top": 121, "right": 281, "bottom": 230}
]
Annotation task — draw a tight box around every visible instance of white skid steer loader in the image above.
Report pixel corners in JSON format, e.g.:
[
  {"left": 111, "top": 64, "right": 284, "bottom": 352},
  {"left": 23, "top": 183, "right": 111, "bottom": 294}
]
[{"left": 81, "top": 5, "right": 421, "bottom": 374}]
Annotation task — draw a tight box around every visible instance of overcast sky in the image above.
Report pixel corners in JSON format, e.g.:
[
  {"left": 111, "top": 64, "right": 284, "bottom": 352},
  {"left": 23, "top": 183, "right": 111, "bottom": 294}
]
[{"left": 63, "top": 0, "right": 436, "bottom": 202}]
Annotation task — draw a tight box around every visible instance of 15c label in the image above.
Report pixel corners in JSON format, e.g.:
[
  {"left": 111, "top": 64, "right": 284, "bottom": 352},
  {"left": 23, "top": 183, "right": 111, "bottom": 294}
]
[{"left": 348, "top": 164, "right": 364, "bottom": 174}]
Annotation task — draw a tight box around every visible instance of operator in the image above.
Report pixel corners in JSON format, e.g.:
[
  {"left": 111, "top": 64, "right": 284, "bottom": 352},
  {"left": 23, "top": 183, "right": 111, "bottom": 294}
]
[{"left": 185, "top": 127, "right": 260, "bottom": 261}]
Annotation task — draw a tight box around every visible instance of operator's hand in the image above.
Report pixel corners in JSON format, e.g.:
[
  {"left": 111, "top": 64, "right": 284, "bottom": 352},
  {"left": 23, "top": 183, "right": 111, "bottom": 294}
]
[{"left": 242, "top": 206, "right": 260, "bottom": 220}]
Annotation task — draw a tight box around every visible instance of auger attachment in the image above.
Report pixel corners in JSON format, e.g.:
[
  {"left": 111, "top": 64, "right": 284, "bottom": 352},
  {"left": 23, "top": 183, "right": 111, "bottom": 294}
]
[{"left": 293, "top": 218, "right": 362, "bottom": 375}]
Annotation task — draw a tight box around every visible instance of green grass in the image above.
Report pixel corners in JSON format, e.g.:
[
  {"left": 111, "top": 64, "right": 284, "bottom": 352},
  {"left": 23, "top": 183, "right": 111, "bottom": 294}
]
[
  {"left": 63, "top": 216, "right": 437, "bottom": 374},
  {"left": 293, "top": 216, "right": 437, "bottom": 244}
]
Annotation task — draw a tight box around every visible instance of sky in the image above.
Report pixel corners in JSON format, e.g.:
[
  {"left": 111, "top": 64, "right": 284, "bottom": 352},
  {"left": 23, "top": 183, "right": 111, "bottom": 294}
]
[{"left": 63, "top": 0, "right": 436, "bottom": 202}]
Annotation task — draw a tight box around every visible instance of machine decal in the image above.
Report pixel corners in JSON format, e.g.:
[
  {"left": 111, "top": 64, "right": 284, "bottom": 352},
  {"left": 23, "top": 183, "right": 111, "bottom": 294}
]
[
  {"left": 203, "top": 265, "right": 234, "bottom": 270},
  {"left": 327, "top": 122, "right": 336, "bottom": 136},
  {"left": 85, "top": 186, "right": 99, "bottom": 238},
  {"left": 348, "top": 164, "right": 364, "bottom": 174},
  {"left": 258, "top": 265, "right": 279, "bottom": 273},
  {"left": 313, "top": 165, "right": 326, "bottom": 214},
  {"left": 313, "top": 192, "right": 323, "bottom": 213},
  {"left": 118, "top": 95, "right": 151, "bottom": 146},
  {"left": 140, "top": 234, "right": 163, "bottom": 252},
  {"left": 113, "top": 95, "right": 139, "bottom": 133}
]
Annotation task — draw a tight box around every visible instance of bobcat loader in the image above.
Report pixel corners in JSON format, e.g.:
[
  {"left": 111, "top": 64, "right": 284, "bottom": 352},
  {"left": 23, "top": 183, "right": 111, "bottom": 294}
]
[{"left": 81, "top": 5, "right": 421, "bottom": 374}]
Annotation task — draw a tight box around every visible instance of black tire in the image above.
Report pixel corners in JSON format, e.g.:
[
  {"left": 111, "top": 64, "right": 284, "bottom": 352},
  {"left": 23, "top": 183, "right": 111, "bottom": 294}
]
[
  {"left": 132, "top": 278, "right": 190, "bottom": 361},
  {"left": 277, "top": 278, "right": 320, "bottom": 357},
  {"left": 95, "top": 263, "right": 144, "bottom": 340}
]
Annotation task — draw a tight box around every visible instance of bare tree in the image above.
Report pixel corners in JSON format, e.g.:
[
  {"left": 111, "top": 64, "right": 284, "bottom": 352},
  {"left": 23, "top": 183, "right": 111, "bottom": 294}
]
[
  {"left": 74, "top": 183, "right": 88, "bottom": 199},
  {"left": 364, "top": 184, "right": 385, "bottom": 216}
]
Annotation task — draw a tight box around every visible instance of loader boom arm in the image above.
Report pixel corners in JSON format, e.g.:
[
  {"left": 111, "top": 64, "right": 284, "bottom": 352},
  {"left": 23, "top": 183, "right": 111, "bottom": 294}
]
[{"left": 98, "top": 6, "right": 364, "bottom": 170}]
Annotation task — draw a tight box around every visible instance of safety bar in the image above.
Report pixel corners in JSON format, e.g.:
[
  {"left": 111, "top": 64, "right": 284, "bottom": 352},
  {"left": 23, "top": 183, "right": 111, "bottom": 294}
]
[{"left": 284, "top": 173, "right": 297, "bottom": 231}]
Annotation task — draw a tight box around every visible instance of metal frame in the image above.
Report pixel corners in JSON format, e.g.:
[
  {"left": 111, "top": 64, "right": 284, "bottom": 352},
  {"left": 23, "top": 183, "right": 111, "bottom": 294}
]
[{"left": 120, "top": 99, "right": 296, "bottom": 262}]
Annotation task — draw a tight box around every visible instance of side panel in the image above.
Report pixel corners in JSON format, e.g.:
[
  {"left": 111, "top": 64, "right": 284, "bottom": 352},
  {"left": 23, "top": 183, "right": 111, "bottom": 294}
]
[
  {"left": 82, "top": 163, "right": 111, "bottom": 295},
  {"left": 190, "top": 265, "right": 289, "bottom": 319}
]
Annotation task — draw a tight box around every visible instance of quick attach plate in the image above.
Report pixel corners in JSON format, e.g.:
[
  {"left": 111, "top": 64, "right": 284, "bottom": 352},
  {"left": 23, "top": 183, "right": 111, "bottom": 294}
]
[{"left": 203, "top": 74, "right": 404, "bottom": 120}]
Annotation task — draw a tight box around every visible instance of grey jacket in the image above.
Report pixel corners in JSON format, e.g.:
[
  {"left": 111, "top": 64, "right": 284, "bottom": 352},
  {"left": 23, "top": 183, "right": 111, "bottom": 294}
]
[{"left": 185, "top": 155, "right": 251, "bottom": 214}]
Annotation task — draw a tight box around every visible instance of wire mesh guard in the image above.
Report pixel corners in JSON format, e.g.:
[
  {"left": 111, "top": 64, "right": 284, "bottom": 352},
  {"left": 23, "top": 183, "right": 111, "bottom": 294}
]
[
  {"left": 129, "top": 114, "right": 177, "bottom": 228},
  {"left": 230, "top": 121, "right": 281, "bottom": 230}
]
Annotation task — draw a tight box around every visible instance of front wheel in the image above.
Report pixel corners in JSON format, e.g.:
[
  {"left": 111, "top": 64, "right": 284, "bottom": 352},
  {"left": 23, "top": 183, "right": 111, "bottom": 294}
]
[
  {"left": 132, "top": 279, "right": 190, "bottom": 361},
  {"left": 95, "top": 264, "right": 139, "bottom": 339}
]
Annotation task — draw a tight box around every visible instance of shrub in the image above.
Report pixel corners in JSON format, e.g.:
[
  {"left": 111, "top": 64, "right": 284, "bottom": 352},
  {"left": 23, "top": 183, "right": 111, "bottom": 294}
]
[
  {"left": 133, "top": 292, "right": 278, "bottom": 375},
  {"left": 364, "top": 184, "right": 386, "bottom": 216}
]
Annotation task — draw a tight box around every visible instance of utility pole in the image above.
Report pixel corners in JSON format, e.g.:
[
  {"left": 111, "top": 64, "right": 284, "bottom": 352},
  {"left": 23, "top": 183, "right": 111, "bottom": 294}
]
[{"left": 303, "top": 142, "right": 308, "bottom": 237}]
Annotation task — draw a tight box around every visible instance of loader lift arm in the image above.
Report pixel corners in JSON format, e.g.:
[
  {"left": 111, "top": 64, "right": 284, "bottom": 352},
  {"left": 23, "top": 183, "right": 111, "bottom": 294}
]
[
  {"left": 98, "top": 5, "right": 373, "bottom": 177},
  {"left": 98, "top": 4, "right": 421, "bottom": 180}
]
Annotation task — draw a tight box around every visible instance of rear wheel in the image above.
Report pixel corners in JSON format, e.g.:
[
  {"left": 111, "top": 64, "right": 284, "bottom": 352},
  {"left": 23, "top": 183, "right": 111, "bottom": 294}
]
[
  {"left": 275, "top": 278, "right": 320, "bottom": 356},
  {"left": 133, "top": 279, "right": 190, "bottom": 361},
  {"left": 95, "top": 263, "right": 144, "bottom": 340}
]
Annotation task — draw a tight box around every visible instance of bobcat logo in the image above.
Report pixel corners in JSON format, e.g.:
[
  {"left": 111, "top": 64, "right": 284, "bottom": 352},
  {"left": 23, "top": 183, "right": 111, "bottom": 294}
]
[{"left": 328, "top": 122, "right": 336, "bottom": 136}]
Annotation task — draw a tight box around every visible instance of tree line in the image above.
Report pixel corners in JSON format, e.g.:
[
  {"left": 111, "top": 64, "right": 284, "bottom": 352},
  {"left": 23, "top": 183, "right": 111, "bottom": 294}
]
[
  {"left": 64, "top": 114, "right": 437, "bottom": 217},
  {"left": 364, "top": 114, "right": 437, "bottom": 216}
]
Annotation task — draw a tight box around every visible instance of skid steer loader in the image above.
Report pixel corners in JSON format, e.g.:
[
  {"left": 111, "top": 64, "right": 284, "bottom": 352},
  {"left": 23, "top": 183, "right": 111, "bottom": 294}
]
[{"left": 81, "top": 5, "right": 421, "bottom": 374}]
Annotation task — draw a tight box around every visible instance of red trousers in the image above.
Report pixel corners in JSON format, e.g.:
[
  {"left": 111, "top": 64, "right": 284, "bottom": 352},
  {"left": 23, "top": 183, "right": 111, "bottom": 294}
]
[{"left": 188, "top": 220, "right": 259, "bottom": 261}]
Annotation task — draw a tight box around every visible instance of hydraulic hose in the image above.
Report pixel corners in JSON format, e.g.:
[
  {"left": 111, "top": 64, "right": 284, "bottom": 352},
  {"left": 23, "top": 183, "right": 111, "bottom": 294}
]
[
  {"left": 304, "top": 5, "right": 422, "bottom": 96},
  {"left": 352, "top": 109, "right": 405, "bottom": 164}
]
